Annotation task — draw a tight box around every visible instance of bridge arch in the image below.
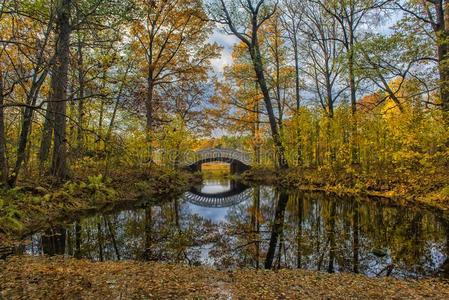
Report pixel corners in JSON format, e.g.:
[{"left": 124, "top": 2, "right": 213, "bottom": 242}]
[{"left": 182, "top": 148, "right": 252, "bottom": 174}]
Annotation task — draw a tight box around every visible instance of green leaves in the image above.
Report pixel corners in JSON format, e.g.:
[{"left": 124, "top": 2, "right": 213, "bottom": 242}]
[{"left": 63, "top": 174, "right": 116, "bottom": 204}]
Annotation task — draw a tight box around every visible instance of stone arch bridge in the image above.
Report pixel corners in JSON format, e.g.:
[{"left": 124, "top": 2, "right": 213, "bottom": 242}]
[{"left": 181, "top": 148, "right": 252, "bottom": 174}]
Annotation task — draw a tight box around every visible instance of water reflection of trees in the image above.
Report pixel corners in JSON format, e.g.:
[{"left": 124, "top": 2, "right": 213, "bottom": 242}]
[
  {"left": 210, "top": 190, "right": 449, "bottom": 278},
  {"left": 34, "top": 187, "right": 449, "bottom": 278}
]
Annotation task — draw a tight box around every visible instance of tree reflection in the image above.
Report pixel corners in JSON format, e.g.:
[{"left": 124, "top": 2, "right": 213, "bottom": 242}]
[
  {"left": 33, "top": 184, "right": 449, "bottom": 278},
  {"left": 265, "top": 192, "right": 289, "bottom": 269},
  {"left": 353, "top": 201, "right": 360, "bottom": 273},
  {"left": 41, "top": 226, "right": 66, "bottom": 256},
  {"left": 297, "top": 193, "right": 304, "bottom": 268}
]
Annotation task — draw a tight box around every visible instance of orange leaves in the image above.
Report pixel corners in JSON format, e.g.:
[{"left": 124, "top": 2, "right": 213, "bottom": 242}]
[{"left": 3, "top": 256, "right": 449, "bottom": 299}]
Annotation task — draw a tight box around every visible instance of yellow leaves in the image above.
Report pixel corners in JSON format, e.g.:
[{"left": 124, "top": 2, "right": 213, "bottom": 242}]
[
  {"left": 129, "top": 21, "right": 144, "bottom": 36},
  {"left": 131, "top": 0, "right": 213, "bottom": 70},
  {"left": 232, "top": 41, "right": 251, "bottom": 58}
]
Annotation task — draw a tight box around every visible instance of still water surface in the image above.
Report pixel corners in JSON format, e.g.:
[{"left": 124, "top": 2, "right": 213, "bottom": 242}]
[{"left": 27, "top": 178, "right": 449, "bottom": 279}]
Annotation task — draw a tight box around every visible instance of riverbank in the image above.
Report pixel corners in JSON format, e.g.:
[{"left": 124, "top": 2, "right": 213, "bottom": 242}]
[
  {"left": 241, "top": 166, "right": 449, "bottom": 213},
  {"left": 2, "top": 164, "right": 448, "bottom": 249},
  {"left": 1, "top": 256, "right": 449, "bottom": 299},
  {"left": 0, "top": 167, "right": 196, "bottom": 249}
]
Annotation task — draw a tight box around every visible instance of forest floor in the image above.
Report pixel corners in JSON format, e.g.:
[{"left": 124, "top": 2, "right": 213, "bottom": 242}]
[{"left": 1, "top": 256, "right": 449, "bottom": 299}]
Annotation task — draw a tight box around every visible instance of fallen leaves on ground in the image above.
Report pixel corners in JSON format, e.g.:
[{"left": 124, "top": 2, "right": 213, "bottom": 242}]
[{"left": 1, "top": 256, "right": 449, "bottom": 299}]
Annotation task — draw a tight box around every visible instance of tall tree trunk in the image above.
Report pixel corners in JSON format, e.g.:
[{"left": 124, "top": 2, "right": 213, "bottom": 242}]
[
  {"left": 146, "top": 72, "right": 154, "bottom": 159},
  {"left": 0, "top": 73, "right": 8, "bottom": 185},
  {"left": 218, "top": 1, "right": 288, "bottom": 168},
  {"left": 293, "top": 39, "right": 302, "bottom": 166},
  {"left": 437, "top": 33, "right": 449, "bottom": 116},
  {"left": 348, "top": 28, "right": 359, "bottom": 164},
  {"left": 348, "top": 47, "right": 356, "bottom": 115},
  {"left": 325, "top": 68, "right": 336, "bottom": 163},
  {"left": 293, "top": 38, "right": 301, "bottom": 111},
  {"left": 253, "top": 89, "right": 261, "bottom": 165},
  {"left": 274, "top": 36, "right": 283, "bottom": 129},
  {"left": 250, "top": 42, "right": 288, "bottom": 169},
  {"left": 9, "top": 69, "right": 48, "bottom": 186},
  {"left": 10, "top": 104, "right": 34, "bottom": 186},
  {"left": 433, "top": 0, "right": 449, "bottom": 114},
  {"left": 39, "top": 95, "right": 54, "bottom": 172},
  {"left": 23, "top": 128, "right": 33, "bottom": 175},
  {"left": 76, "top": 34, "right": 85, "bottom": 152},
  {"left": 50, "top": 0, "right": 71, "bottom": 180}
]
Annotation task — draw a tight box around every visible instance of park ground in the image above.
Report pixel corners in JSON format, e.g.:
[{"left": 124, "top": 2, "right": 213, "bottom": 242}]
[{"left": 1, "top": 256, "right": 449, "bottom": 299}]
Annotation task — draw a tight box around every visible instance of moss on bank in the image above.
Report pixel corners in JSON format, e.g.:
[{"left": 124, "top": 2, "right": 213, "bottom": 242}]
[{"left": 1, "top": 256, "right": 449, "bottom": 299}]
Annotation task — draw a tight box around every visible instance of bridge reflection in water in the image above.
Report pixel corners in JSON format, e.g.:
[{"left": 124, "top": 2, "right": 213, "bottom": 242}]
[{"left": 183, "top": 180, "right": 250, "bottom": 208}]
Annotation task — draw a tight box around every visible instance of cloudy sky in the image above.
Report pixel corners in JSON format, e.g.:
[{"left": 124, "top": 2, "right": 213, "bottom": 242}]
[
  {"left": 209, "top": 29, "right": 238, "bottom": 75},
  {"left": 206, "top": 29, "right": 239, "bottom": 137}
]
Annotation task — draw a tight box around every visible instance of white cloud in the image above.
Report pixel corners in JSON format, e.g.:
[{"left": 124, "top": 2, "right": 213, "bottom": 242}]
[{"left": 209, "top": 29, "right": 238, "bottom": 74}]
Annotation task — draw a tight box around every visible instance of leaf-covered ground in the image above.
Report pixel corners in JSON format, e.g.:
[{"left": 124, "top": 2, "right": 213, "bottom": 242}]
[{"left": 1, "top": 256, "right": 449, "bottom": 299}]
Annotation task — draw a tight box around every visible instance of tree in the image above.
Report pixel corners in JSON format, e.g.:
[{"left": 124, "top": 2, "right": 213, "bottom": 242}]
[
  {"left": 0, "top": 3, "right": 9, "bottom": 185},
  {"left": 314, "top": 0, "right": 387, "bottom": 163},
  {"left": 394, "top": 0, "right": 449, "bottom": 116},
  {"left": 301, "top": 2, "right": 345, "bottom": 119},
  {"left": 209, "top": 0, "right": 289, "bottom": 169},
  {"left": 280, "top": 0, "right": 305, "bottom": 165},
  {"left": 130, "top": 0, "right": 218, "bottom": 158},
  {"left": 262, "top": 11, "right": 295, "bottom": 131},
  {"left": 0, "top": 1, "right": 55, "bottom": 186},
  {"left": 280, "top": 0, "right": 304, "bottom": 111},
  {"left": 0, "top": 68, "right": 8, "bottom": 184},
  {"left": 49, "top": 0, "right": 72, "bottom": 180},
  {"left": 209, "top": 42, "right": 264, "bottom": 162},
  {"left": 354, "top": 33, "right": 431, "bottom": 113},
  {"left": 301, "top": 3, "right": 346, "bottom": 164},
  {"left": 314, "top": 0, "right": 385, "bottom": 112},
  {"left": 39, "top": 0, "right": 133, "bottom": 177}
]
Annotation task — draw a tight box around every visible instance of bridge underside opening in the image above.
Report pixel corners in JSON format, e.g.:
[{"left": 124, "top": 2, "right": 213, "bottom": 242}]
[
  {"left": 186, "top": 158, "right": 250, "bottom": 175},
  {"left": 201, "top": 162, "right": 230, "bottom": 174}
]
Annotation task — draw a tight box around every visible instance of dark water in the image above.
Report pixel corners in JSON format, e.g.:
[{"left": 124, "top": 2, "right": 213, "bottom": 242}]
[{"left": 27, "top": 178, "right": 449, "bottom": 279}]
